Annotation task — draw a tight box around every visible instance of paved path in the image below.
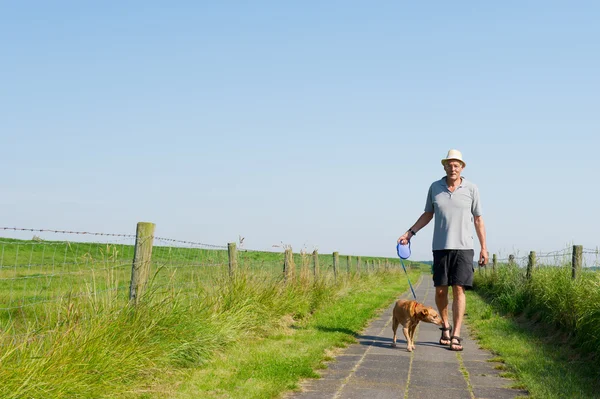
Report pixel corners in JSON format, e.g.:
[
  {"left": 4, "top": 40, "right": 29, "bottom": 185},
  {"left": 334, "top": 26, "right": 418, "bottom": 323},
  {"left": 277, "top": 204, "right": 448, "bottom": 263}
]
[{"left": 286, "top": 277, "right": 528, "bottom": 399}]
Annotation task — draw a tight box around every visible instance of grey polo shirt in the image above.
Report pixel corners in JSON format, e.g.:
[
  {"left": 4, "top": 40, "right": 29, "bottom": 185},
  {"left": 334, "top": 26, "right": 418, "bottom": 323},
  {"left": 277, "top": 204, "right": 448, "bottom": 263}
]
[{"left": 424, "top": 177, "right": 483, "bottom": 251}]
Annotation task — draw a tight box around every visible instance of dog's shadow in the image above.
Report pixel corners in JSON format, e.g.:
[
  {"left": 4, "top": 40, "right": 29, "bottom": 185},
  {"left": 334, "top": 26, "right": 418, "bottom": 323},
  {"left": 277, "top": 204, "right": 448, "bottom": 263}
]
[
  {"left": 314, "top": 326, "right": 444, "bottom": 349},
  {"left": 356, "top": 334, "right": 393, "bottom": 347},
  {"left": 357, "top": 335, "right": 441, "bottom": 349}
]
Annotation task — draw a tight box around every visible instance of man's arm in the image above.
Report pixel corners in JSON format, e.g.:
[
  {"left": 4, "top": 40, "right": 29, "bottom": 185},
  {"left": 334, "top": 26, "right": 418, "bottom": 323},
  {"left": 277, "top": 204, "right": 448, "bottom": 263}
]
[
  {"left": 398, "top": 212, "right": 434, "bottom": 244},
  {"left": 474, "top": 215, "right": 488, "bottom": 265}
]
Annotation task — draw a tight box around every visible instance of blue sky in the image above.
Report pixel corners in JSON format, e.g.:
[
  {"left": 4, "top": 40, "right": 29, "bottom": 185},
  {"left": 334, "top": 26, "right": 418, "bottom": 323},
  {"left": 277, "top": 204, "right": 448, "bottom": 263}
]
[{"left": 1, "top": 1, "right": 598, "bottom": 261}]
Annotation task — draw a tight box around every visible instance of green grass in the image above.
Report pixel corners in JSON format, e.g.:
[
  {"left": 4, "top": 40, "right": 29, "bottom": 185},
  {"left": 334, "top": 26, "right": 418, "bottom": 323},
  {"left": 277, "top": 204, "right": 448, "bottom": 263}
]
[
  {"left": 0, "top": 237, "right": 420, "bottom": 398},
  {"left": 474, "top": 264, "right": 600, "bottom": 361},
  {"left": 467, "top": 291, "right": 600, "bottom": 398},
  {"left": 174, "top": 271, "right": 414, "bottom": 399},
  {"left": 0, "top": 237, "right": 414, "bottom": 334},
  {"left": 469, "top": 267, "right": 600, "bottom": 398}
]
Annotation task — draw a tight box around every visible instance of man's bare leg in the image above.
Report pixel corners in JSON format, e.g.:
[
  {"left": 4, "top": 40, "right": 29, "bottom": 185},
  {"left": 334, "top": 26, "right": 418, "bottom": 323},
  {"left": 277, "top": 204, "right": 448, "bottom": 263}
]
[
  {"left": 435, "top": 285, "right": 451, "bottom": 344},
  {"left": 451, "top": 285, "right": 466, "bottom": 350}
]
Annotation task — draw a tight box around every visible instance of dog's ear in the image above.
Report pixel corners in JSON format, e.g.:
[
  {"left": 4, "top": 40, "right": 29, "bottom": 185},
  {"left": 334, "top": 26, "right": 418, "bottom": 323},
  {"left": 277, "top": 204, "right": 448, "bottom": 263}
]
[{"left": 421, "top": 308, "right": 429, "bottom": 316}]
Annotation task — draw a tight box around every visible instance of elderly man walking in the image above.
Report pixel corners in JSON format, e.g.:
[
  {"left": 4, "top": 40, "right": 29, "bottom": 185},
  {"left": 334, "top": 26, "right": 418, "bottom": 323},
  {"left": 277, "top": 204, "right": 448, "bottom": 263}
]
[{"left": 398, "top": 149, "right": 488, "bottom": 351}]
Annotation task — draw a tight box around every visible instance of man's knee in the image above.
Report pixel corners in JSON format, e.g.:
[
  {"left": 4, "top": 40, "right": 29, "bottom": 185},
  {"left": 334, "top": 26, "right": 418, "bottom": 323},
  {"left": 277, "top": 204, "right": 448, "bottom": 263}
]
[
  {"left": 436, "top": 286, "right": 449, "bottom": 298},
  {"left": 452, "top": 285, "right": 465, "bottom": 298}
]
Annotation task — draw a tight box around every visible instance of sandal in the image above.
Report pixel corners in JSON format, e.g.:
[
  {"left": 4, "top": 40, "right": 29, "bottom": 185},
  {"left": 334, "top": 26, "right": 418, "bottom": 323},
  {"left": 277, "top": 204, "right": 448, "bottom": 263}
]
[
  {"left": 439, "top": 325, "right": 452, "bottom": 346},
  {"left": 450, "top": 336, "right": 463, "bottom": 351}
]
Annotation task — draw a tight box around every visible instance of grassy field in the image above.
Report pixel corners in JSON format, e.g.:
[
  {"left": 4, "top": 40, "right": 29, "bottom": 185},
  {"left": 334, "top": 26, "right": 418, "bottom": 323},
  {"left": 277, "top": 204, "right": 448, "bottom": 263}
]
[
  {"left": 7, "top": 236, "right": 600, "bottom": 398},
  {"left": 469, "top": 265, "right": 600, "bottom": 398},
  {"left": 0, "top": 237, "right": 411, "bottom": 334},
  {"left": 0, "top": 237, "right": 419, "bottom": 398}
]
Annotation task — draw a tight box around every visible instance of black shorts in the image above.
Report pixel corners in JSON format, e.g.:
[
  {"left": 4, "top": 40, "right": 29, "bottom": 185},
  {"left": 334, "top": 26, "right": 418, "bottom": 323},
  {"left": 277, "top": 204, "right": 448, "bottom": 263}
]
[{"left": 432, "top": 249, "right": 475, "bottom": 288}]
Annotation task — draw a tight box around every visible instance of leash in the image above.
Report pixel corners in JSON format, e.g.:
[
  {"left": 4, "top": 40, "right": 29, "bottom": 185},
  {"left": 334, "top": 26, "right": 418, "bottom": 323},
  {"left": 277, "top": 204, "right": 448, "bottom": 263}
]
[
  {"left": 399, "top": 258, "right": 417, "bottom": 300},
  {"left": 397, "top": 242, "right": 417, "bottom": 300}
]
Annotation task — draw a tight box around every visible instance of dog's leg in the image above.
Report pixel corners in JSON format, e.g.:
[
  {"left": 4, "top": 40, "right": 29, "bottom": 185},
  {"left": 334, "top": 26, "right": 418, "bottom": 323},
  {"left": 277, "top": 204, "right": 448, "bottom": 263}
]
[
  {"left": 403, "top": 326, "right": 412, "bottom": 352},
  {"left": 391, "top": 316, "right": 399, "bottom": 348},
  {"left": 408, "top": 324, "right": 418, "bottom": 351}
]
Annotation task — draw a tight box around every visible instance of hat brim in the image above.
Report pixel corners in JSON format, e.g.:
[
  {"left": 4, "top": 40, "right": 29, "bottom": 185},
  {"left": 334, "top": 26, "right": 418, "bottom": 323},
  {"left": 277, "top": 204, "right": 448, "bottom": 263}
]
[{"left": 441, "top": 158, "right": 466, "bottom": 167}]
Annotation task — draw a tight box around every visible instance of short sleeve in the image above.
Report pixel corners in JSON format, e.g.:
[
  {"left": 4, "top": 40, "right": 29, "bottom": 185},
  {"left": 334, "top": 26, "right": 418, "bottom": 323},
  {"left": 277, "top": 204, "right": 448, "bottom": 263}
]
[
  {"left": 471, "top": 185, "right": 483, "bottom": 216},
  {"left": 424, "top": 184, "right": 434, "bottom": 213}
]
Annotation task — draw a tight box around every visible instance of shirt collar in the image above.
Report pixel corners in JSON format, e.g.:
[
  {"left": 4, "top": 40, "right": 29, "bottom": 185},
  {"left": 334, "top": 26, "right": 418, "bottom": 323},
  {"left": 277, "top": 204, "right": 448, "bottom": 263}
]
[{"left": 439, "top": 176, "right": 465, "bottom": 189}]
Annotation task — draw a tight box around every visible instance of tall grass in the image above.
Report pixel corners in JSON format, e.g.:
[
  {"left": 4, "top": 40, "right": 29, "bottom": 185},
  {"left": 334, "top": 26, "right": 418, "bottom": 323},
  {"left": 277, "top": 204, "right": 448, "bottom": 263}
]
[
  {"left": 0, "top": 237, "right": 417, "bottom": 397},
  {"left": 0, "top": 236, "right": 410, "bottom": 337},
  {"left": 175, "top": 270, "right": 416, "bottom": 399},
  {"left": 474, "top": 264, "right": 600, "bottom": 364},
  {"left": 466, "top": 290, "right": 600, "bottom": 398},
  {"left": 0, "top": 262, "right": 410, "bottom": 398}
]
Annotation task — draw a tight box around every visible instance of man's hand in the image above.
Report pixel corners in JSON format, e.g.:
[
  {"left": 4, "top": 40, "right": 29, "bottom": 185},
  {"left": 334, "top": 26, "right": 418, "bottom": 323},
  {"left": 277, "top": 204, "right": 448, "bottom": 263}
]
[
  {"left": 478, "top": 249, "right": 489, "bottom": 266},
  {"left": 397, "top": 232, "right": 410, "bottom": 245}
]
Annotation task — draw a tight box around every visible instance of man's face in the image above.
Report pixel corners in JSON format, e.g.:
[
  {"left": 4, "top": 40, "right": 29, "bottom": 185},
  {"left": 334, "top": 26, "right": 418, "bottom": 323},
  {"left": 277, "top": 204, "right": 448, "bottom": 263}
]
[{"left": 444, "top": 160, "right": 464, "bottom": 179}]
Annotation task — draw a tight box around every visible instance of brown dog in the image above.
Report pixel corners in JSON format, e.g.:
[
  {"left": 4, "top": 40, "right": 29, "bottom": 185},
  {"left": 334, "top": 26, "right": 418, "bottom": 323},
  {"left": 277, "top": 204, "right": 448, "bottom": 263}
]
[{"left": 391, "top": 299, "right": 442, "bottom": 352}]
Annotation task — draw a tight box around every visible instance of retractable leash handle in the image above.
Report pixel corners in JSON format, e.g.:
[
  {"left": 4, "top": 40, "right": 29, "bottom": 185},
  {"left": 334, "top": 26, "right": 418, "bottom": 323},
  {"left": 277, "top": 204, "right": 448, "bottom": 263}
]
[
  {"left": 396, "top": 242, "right": 417, "bottom": 300},
  {"left": 397, "top": 241, "right": 411, "bottom": 260}
]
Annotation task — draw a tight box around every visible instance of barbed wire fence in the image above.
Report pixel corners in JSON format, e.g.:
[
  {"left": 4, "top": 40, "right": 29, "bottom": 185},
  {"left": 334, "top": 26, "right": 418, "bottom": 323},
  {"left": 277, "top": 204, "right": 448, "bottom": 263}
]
[
  {"left": 480, "top": 244, "right": 599, "bottom": 280},
  {"left": 149, "top": 236, "right": 230, "bottom": 297},
  {"left": 0, "top": 227, "right": 138, "bottom": 343},
  {"left": 0, "top": 223, "right": 406, "bottom": 343}
]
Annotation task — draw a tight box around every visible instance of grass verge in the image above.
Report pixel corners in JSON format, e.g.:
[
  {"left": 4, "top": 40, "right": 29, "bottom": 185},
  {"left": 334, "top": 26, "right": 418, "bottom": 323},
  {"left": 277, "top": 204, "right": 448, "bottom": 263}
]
[
  {"left": 173, "top": 271, "right": 416, "bottom": 399},
  {"left": 1, "top": 266, "right": 419, "bottom": 399},
  {"left": 466, "top": 289, "right": 600, "bottom": 399}
]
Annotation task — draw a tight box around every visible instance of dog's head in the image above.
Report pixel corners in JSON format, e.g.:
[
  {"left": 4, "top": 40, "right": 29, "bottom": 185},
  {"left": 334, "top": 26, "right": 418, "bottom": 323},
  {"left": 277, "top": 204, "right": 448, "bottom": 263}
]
[{"left": 416, "top": 305, "right": 442, "bottom": 325}]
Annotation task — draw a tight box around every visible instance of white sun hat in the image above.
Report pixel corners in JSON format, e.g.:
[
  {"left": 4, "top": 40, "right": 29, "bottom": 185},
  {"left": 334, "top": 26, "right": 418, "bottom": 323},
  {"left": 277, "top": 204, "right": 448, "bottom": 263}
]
[{"left": 441, "top": 149, "right": 466, "bottom": 167}]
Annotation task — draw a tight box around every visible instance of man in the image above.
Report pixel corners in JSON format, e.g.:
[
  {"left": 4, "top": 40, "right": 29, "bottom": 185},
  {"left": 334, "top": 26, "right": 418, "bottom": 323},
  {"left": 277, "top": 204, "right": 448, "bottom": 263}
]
[{"left": 397, "top": 149, "right": 488, "bottom": 351}]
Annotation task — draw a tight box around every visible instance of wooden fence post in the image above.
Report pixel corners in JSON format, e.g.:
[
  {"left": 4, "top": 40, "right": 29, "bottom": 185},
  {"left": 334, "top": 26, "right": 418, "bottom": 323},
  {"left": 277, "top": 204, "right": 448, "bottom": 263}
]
[
  {"left": 333, "top": 252, "right": 339, "bottom": 281},
  {"left": 526, "top": 251, "right": 536, "bottom": 279},
  {"left": 509, "top": 254, "right": 515, "bottom": 266},
  {"left": 283, "top": 249, "right": 288, "bottom": 281},
  {"left": 129, "top": 222, "right": 156, "bottom": 305},
  {"left": 492, "top": 254, "right": 497, "bottom": 274},
  {"left": 357, "top": 256, "right": 361, "bottom": 276},
  {"left": 228, "top": 242, "right": 237, "bottom": 278},
  {"left": 572, "top": 245, "right": 583, "bottom": 280},
  {"left": 312, "top": 250, "right": 319, "bottom": 278},
  {"left": 284, "top": 248, "right": 294, "bottom": 282},
  {"left": 347, "top": 255, "right": 351, "bottom": 274}
]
